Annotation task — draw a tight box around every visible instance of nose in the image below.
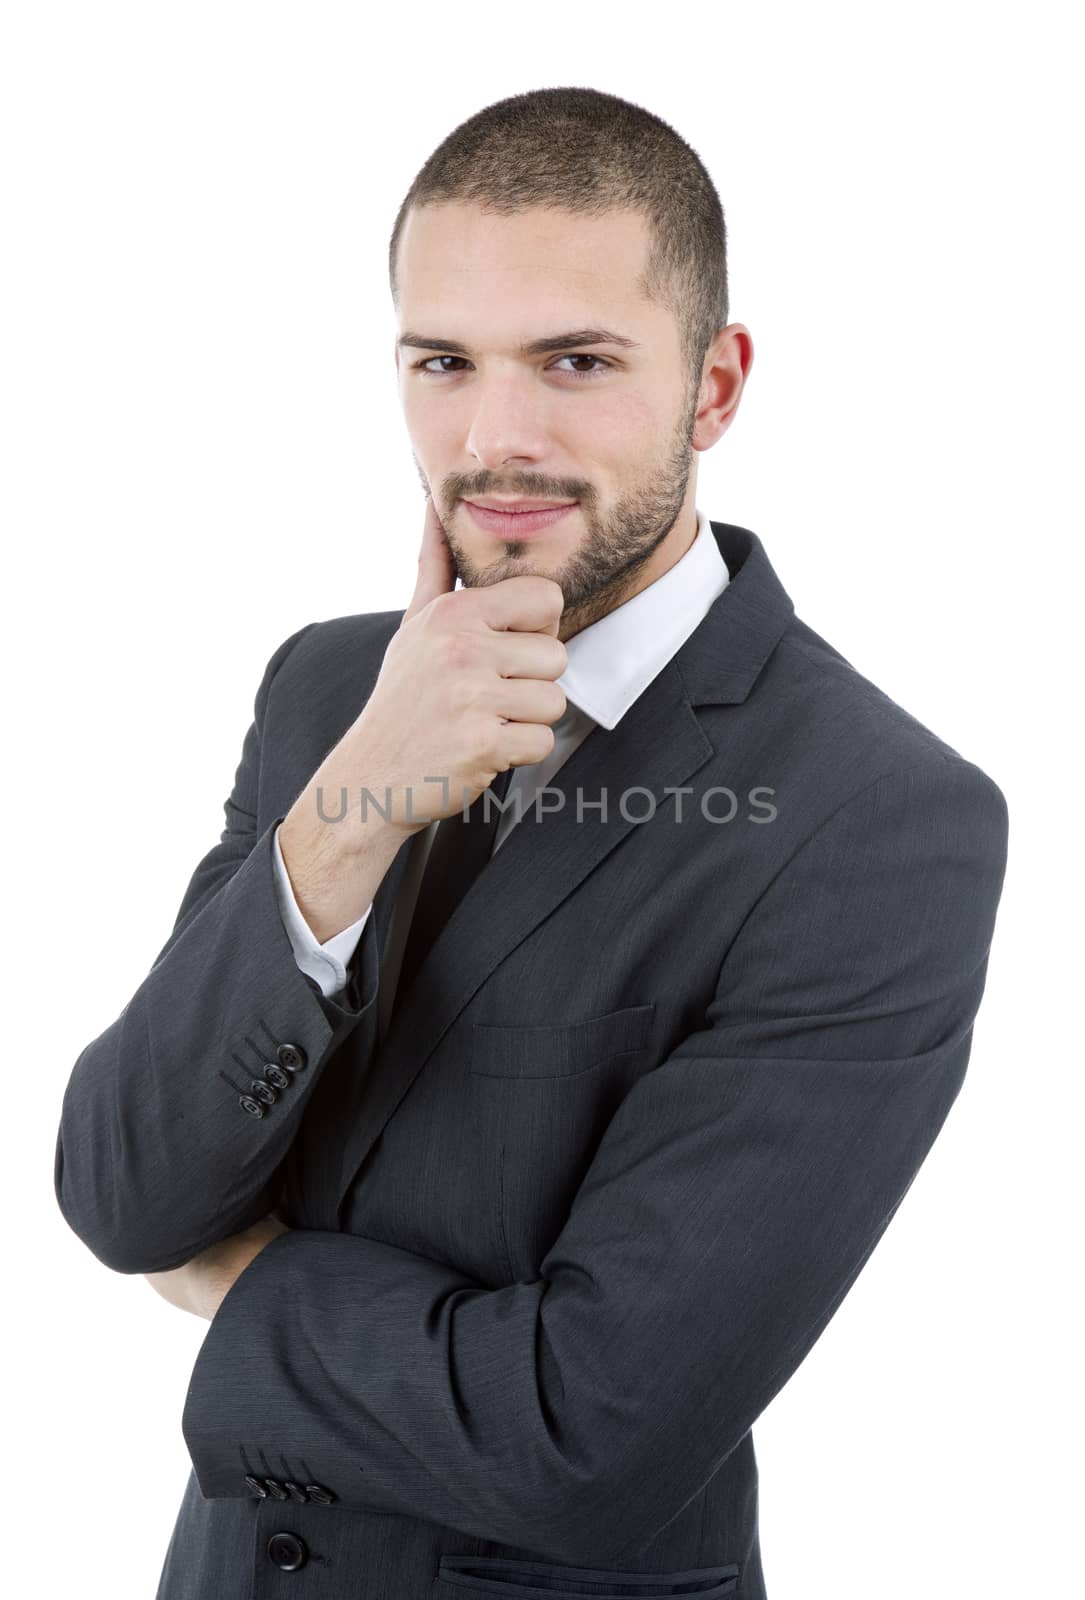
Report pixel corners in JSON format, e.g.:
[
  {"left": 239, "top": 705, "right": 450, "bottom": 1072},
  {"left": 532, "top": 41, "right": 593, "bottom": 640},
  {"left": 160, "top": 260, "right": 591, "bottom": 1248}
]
[{"left": 465, "top": 374, "right": 552, "bottom": 472}]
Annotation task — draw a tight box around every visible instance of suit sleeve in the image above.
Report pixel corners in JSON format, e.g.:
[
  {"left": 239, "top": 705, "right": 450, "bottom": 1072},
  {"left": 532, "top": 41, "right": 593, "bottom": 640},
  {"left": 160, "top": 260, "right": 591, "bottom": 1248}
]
[
  {"left": 53, "top": 622, "right": 385, "bottom": 1276},
  {"left": 179, "top": 753, "right": 1009, "bottom": 1564}
]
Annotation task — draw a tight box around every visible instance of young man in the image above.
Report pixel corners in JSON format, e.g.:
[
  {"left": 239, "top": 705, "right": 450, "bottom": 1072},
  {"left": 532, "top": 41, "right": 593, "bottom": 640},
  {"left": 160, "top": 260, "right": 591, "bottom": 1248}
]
[{"left": 56, "top": 87, "right": 1009, "bottom": 1600}]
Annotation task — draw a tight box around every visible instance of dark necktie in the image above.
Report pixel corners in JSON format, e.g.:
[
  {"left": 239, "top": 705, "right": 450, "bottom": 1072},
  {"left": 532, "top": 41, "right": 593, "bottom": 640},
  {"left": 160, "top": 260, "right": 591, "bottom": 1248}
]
[{"left": 391, "top": 766, "right": 514, "bottom": 1019}]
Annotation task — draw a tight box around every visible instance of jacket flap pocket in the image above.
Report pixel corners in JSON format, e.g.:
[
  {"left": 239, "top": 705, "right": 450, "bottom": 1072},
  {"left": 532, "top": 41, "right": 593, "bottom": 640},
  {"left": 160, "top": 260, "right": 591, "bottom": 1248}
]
[{"left": 436, "top": 1553, "right": 739, "bottom": 1597}]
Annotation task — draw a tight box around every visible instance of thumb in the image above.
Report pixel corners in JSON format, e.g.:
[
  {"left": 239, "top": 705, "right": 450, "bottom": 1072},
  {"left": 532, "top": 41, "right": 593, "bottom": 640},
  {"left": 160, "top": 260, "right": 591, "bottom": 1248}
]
[{"left": 402, "top": 492, "right": 457, "bottom": 624}]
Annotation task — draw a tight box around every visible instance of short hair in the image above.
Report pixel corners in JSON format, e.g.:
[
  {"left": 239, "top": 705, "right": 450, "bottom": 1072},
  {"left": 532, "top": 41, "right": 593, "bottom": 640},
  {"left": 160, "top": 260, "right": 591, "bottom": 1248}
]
[{"left": 388, "top": 87, "right": 728, "bottom": 406}]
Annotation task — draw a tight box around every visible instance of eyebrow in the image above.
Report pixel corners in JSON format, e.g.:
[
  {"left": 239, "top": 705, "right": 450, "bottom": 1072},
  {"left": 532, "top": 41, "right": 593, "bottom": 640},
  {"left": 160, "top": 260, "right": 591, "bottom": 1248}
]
[{"left": 397, "top": 327, "right": 642, "bottom": 357}]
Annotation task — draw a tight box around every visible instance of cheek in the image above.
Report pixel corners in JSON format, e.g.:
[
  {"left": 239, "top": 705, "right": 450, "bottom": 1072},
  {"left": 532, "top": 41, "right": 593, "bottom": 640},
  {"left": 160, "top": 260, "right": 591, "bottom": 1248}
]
[
  {"left": 401, "top": 392, "right": 456, "bottom": 459},
  {"left": 572, "top": 392, "right": 662, "bottom": 459}
]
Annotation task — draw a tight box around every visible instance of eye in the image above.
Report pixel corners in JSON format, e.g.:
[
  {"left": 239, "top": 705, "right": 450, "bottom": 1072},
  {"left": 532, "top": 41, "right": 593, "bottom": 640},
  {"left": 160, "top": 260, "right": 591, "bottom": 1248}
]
[
  {"left": 554, "top": 354, "right": 612, "bottom": 379},
  {"left": 411, "top": 353, "right": 613, "bottom": 382}
]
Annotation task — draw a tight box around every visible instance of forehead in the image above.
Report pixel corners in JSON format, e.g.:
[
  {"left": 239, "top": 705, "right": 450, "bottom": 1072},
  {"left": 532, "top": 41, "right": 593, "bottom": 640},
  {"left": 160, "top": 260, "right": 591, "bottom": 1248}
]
[{"left": 396, "top": 202, "right": 655, "bottom": 324}]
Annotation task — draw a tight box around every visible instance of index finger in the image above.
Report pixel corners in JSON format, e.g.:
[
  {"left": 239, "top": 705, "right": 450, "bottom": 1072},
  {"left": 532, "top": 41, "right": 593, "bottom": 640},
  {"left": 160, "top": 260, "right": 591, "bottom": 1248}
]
[
  {"left": 402, "top": 493, "right": 458, "bottom": 624},
  {"left": 472, "top": 573, "right": 566, "bottom": 636}
]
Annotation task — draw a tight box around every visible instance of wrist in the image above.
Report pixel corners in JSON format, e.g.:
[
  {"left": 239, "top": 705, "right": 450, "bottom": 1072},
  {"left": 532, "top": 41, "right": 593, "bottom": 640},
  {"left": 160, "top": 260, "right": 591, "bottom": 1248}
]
[
  {"left": 279, "top": 795, "right": 408, "bottom": 945},
  {"left": 282, "top": 779, "right": 415, "bottom": 867}
]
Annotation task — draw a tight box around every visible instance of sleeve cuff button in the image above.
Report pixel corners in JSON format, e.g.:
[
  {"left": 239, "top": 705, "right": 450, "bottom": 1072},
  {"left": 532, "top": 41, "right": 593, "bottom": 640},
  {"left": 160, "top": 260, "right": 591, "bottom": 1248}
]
[{"left": 276, "top": 1042, "right": 308, "bottom": 1073}]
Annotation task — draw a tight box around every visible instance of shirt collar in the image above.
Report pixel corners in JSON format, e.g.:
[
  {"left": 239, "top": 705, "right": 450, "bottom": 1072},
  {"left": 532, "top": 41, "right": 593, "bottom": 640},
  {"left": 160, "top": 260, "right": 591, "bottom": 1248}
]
[{"left": 557, "top": 507, "right": 729, "bottom": 730}]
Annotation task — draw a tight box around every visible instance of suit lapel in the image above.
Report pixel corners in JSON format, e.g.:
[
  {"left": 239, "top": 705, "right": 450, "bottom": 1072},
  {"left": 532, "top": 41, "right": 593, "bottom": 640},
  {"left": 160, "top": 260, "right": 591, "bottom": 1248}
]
[
  {"left": 331, "top": 661, "right": 714, "bottom": 1218},
  {"left": 327, "top": 521, "right": 795, "bottom": 1220}
]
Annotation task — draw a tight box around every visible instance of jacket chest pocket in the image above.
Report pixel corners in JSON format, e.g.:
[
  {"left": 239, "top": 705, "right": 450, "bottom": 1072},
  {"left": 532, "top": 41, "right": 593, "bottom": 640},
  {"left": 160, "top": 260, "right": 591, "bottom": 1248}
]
[
  {"left": 467, "top": 1003, "right": 658, "bottom": 1282},
  {"left": 470, "top": 1003, "right": 657, "bottom": 1080}
]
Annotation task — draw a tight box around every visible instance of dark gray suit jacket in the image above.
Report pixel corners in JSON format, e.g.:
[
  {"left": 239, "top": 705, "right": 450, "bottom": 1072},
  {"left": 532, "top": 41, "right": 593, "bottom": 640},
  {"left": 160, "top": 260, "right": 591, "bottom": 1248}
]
[{"left": 54, "top": 522, "right": 1009, "bottom": 1600}]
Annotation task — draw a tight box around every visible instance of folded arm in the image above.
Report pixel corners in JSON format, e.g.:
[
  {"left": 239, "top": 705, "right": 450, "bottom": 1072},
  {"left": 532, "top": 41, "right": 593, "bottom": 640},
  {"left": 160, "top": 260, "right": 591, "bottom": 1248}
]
[
  {"left": 53, "top": 622, "right": 382, "bottom": 1277},
  {"left": 180, "top": 754, "right": 1009, "bottom": 1565},
  {"left": 145, "top": 1212, "right": 292, "bottom": 1318}
]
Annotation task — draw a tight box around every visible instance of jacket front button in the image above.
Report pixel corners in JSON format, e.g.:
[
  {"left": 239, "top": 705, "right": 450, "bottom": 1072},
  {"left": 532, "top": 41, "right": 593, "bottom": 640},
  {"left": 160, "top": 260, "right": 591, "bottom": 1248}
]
[
  {"left": 238, "top": 1095, "right": 265, "bottom": 1119},
  {"left": 276, "top": 1042, "right": 308, "bottom": 1073},
  {"left": 263, "top": 1478, "right": 289, "bottom": 1500},
  {"left": 244, "top": 1475, "right": 269, "bottom": 1498},
  {"left": 267, "top": 1532, "right": 308, "bottom": 1571},
  {"left": 304, "top": 1481, "right": 337, "bottom": 1505}
]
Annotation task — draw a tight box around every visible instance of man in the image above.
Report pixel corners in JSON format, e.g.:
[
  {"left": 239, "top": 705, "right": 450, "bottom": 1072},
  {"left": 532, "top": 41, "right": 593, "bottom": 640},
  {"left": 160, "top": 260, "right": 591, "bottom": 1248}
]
[{"left": 54, "top": 87, "right": 1009, "bottom": 1599}]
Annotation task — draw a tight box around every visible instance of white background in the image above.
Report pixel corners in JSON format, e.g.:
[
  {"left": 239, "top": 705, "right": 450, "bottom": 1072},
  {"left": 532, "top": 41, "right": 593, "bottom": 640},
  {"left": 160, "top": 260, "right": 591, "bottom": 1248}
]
[{"left": 3, "top": 3, "right": 1079, "bottom": 1594}]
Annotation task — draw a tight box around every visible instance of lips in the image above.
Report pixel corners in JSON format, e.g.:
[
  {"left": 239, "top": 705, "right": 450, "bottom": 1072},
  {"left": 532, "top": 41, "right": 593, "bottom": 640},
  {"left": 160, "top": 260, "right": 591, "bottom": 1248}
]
[
  {"left": 466, "top": 499, "right": 576, "bottom": 513},
  {"left": 465, "top": 500, "right": 577, "bottom": 538}
]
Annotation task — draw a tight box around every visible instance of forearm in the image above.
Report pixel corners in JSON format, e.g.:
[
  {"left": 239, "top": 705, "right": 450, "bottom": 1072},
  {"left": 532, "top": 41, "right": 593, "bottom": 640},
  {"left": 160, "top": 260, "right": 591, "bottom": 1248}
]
[{"left": 278, "top": 771, "right": 414, "bottom": 944}]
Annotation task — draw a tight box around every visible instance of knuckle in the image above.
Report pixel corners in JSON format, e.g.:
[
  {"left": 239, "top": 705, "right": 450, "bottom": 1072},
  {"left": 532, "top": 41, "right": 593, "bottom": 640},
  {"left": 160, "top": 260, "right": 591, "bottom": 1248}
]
[
  {"left": 446, "top": 672, "right": 481, "bottom": 715},
  {"left": 428, "top": 590, "right": 460, "bottom": 625},
  {"left": 441, "top": 629, "right": 476, "bottom": 671}
]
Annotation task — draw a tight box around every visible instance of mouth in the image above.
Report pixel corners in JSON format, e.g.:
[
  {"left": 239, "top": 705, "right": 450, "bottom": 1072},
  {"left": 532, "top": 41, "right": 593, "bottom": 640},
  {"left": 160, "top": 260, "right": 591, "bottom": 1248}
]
[{"left": 463, "top": 499, "right": 577, "bottom": 538}]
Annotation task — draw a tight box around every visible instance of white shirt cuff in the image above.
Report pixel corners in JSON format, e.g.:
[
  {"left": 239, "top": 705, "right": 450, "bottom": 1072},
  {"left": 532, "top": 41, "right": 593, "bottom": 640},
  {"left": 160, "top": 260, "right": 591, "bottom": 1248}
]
[{"left": 272, "top": 821, "right": 371, "bottom": 998}]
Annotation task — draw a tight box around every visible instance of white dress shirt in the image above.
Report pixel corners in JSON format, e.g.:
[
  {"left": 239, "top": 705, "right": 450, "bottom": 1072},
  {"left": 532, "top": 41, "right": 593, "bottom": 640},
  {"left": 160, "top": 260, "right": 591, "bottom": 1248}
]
[{"left": 272, "top": 507, "right": 729, "bottom": 1005}]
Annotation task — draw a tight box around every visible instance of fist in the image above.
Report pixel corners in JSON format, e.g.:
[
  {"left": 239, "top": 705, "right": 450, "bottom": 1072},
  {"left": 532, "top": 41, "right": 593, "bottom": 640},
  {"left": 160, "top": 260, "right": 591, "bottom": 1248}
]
[{"left": 339, "top": 495, "right": 569, "bottom": 830}]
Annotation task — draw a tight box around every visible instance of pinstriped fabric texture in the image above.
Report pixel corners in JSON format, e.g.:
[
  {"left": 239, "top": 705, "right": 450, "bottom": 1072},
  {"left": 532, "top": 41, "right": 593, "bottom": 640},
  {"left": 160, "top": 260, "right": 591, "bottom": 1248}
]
[{"left": 54, "top": 523, "right": 1009, "bottom": 1599}]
